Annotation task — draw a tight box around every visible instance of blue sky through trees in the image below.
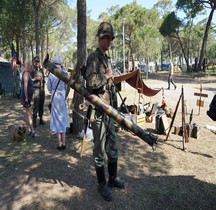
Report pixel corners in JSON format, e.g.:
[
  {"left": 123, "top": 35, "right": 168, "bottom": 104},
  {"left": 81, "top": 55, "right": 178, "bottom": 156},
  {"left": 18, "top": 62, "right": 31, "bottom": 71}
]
[{"left": 69, "top": 0, "right": 215, "bottom": 24}]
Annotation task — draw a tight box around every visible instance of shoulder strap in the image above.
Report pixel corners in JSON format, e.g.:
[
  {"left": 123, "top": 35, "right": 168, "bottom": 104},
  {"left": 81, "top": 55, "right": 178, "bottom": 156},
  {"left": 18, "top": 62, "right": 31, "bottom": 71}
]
[
  {"left": 94, "top": 50, "right": 109, "bottom": 69},
  {"left": 50, "top": 79, "right": 60, "bottom": 103}
]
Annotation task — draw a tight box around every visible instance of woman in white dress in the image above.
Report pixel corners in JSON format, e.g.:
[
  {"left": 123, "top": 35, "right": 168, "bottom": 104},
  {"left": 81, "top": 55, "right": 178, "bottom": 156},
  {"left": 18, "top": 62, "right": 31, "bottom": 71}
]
[{"left": 47, "top": 54, "right": 69, "bottom": 150}]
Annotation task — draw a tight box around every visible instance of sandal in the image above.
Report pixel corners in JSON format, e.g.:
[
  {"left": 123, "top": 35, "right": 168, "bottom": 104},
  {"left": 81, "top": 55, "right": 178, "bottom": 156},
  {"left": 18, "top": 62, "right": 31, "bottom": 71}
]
[{"left": 31, "top": 132, "right": 39, "bottom": 138}]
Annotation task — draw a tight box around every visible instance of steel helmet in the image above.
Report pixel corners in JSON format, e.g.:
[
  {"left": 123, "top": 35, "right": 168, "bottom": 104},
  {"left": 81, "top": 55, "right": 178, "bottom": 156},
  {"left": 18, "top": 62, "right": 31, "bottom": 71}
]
[
  {"left": 33, "top": 55, "right": 40, "bottom": 62},
  {"left": 96, "top": 22, "right": 115, "bottom": 40}
]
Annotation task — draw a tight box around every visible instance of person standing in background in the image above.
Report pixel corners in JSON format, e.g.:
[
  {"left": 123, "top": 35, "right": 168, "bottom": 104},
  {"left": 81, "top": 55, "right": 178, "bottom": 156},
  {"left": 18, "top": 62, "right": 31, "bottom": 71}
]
[
  {"left": 47, "top": 54, "right": 69, "bottom": 151},
  {"left": 13, "top": 60, "right": 22, "bottom": 99},
  {"left": 20, "top": 61, "right": 38, "bottom": 137},
  {"left": 167, "top": 58, "right": 177, "bottom": 90},
  {"left": 31, "top": 56, "right": 46, "bottom": 127}
]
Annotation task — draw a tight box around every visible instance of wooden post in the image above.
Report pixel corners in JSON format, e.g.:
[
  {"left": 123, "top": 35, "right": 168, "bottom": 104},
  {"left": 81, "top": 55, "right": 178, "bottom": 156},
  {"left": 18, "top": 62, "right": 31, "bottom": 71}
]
[
  {"left": 181, "top": 86, "right": 186, "bottom": 150},
  {"left": 194, "top": 81, "right": 208, "bottom": 115},
  {"left": 198, "top": 82, "right": 202, "bottom": 115}
]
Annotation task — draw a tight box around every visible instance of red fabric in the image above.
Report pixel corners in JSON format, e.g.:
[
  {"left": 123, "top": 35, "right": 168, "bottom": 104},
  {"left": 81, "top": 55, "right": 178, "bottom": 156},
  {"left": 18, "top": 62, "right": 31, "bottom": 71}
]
[{"left": 114, "top": 70, "right": 161, "bottom": 97}]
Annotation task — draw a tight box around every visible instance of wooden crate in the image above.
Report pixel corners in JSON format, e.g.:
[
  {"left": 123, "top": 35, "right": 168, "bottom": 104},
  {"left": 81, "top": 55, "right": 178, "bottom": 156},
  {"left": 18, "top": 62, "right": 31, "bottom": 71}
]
[{"left": 136, "top": 113, "right": 146, "bottom": 126}]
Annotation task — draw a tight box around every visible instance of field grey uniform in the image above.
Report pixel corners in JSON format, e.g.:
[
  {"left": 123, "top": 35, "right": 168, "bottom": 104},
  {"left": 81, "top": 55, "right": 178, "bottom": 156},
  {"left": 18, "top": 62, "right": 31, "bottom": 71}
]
[
  {"left": 85, "top": 22, "right": 124, "bottom": 202},
  {"left": 31, "top": 56, "right": 46, "bottom": 126},
  {"left": 86, "top": 47, "right": 118, "bottom": 167}
]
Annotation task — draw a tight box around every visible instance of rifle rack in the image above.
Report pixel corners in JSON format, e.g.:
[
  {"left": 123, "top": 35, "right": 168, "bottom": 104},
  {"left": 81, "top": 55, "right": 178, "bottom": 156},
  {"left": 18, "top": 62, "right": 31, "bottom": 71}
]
[{"left": 165, "top": 85, "right": 187, "bottom": 151}]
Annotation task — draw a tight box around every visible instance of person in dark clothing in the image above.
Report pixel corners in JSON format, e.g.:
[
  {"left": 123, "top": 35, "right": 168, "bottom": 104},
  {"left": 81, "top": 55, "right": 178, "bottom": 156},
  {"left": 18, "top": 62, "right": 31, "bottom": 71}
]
[
  {"left": 85, "top": 22, "right": 125, "bottom": 202},
  {"left": 31, "top": 56, "right": 46, "bottom": 127}
]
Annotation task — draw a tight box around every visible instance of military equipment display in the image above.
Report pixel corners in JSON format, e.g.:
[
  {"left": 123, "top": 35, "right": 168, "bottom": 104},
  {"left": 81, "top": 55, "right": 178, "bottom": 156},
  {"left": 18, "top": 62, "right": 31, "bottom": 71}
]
[{"left": 43, "top": 59, "right": 157, "bottom": 148}]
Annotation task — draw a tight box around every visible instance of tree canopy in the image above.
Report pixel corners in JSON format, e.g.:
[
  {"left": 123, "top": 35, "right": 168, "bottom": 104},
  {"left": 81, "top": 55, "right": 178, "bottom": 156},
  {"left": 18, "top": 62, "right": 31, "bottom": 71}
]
[{"left": 0, "top": 0, "right": 215, "bottom": 71}]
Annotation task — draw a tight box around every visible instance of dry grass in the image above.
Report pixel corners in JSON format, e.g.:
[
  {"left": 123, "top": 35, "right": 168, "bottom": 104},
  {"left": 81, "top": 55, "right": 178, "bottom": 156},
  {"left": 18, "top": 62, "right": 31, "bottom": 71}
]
[{"left": 0, "top": 73, "right": 216, "bottom": 210}]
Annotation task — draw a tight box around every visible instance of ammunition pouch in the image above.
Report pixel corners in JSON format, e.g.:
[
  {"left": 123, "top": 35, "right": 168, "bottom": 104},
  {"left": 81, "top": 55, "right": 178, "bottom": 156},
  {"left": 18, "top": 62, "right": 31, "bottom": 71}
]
[{"left": 92, "top": 86, "right": 106, "bottom": 95}]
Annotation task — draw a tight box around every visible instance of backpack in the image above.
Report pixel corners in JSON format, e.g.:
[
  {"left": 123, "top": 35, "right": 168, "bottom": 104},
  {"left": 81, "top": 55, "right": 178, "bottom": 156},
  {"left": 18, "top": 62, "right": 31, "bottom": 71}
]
[{"left": 207, "top": 94, "right": 216, "bottom": 121}]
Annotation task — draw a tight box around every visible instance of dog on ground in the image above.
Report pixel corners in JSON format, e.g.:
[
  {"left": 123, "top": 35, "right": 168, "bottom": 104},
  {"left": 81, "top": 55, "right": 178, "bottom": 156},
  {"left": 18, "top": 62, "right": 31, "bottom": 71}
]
[{"left": 8, "top": 124, "right": 27, "bottom": 142}]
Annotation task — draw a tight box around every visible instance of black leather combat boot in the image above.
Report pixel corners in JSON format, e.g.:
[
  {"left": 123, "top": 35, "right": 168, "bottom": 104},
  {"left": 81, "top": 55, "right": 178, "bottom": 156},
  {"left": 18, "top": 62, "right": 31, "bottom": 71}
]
[
  {"left": 96, "top": 166, "right": 112, "bottom": 201},
  {"left": 108, "top": 161, "right": 125, "bottom": 189},
  {"left": 39, "top": 117, "right": 45, "bottom": 125}
]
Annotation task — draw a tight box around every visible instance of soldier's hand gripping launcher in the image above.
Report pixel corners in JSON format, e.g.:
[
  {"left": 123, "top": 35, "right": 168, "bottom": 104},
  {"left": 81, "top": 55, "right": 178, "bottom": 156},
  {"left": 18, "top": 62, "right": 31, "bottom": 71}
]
[{"left": 43, "top": 58, "right": 158, "bottom": 148}]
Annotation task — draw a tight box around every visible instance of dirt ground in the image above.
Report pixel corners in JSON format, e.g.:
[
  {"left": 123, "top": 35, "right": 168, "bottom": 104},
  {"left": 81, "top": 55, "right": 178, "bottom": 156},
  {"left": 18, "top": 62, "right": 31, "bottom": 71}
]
[{"left": 0, "top": 73, "right": 216, "bottom": 210}]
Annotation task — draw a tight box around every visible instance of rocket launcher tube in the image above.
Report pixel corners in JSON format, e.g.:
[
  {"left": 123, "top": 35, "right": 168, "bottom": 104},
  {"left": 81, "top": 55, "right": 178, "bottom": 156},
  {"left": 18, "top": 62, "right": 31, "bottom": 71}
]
[{"left": 45, "top": 62, "right": 157, "bottom": 147}]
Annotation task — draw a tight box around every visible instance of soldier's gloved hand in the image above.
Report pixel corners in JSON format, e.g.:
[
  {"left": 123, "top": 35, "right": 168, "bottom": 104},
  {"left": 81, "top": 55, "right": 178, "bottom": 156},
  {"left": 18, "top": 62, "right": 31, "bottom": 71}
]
[{"left": 43, "top": 53, "right": 49, "bottom": 69}]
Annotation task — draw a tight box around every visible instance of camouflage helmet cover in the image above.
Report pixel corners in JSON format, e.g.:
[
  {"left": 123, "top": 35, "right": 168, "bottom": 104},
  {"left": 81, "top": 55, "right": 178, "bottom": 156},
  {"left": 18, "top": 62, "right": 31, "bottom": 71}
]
[
  {"left": 96, "top": 22, "right": 115, "bottom": 40},
  {"left": 33, "top": 55, "right": 40, "bottom": 62}
]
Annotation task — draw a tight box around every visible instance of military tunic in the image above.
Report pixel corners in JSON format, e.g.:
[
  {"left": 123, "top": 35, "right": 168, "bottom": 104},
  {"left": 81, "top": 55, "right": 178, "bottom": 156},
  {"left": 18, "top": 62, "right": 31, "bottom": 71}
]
[
  {"left": 31, "top": 65, "right": 45, "bottom": 119},
  {"left": 13, "top": 65, "right": 21, "bottom": 98}
]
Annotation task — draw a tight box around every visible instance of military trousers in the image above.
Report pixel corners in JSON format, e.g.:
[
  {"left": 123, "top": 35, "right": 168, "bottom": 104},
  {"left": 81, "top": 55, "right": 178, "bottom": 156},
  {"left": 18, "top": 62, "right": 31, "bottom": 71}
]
[
  {"left": 168, "top": 75, "right": 176, "bottom": 89},
  {"left": 33, "top": 88, "right": 45, "bottom": 119},
  {"left": 92, "top": 109, "right": 119, "bottom": 168}
]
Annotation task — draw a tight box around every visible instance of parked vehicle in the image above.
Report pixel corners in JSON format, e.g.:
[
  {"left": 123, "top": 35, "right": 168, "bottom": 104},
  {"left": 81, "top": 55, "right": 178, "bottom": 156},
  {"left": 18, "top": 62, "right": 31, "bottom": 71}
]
[{"left": 138, "top": 62, "right": 155, "bottom": 73}]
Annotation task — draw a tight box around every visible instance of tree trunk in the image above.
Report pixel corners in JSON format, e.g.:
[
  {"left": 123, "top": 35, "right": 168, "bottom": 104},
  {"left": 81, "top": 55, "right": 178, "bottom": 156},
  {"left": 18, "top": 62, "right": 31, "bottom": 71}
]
[
  {"left": 41, "top": 37, "right": 44, "bottom": 62},
  {"left": 30, "top": 42, "right": 34, "bottom": 62},
  {"left": 197, "top": 7, "right": 215, "bottom": 71},
  {"left": 33, "top": 0, "right": 42, "bottom": 56},
  {"left": 22, "top": 34, "right": 26, "bottom": 66},
  {"left": 145, "top": 57, "right": 149, "bottom": 80},
  {"left": 161, "top": 48, "right": 163, "bottom": 71},
  {"left": 168, "top": 41, "right": 172, "bottom": 59},
  {"left": 15, "top": 38, "right": 19, "bottom": 62},
  {"left": 46, "top": 28, "right": 49, "bottom": 53},
  {"left": 176, "top": 32, "right": 190, "bottom": 71},
  {"left": 72, "top": 0, "right": 86, "bottom": 135}
]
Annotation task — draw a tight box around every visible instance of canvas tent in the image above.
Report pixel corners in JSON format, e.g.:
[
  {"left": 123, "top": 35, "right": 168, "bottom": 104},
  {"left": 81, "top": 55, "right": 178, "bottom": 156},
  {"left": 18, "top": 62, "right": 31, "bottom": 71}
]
[
  {"left": 114, "top": 69, "right": 161, "bottom": 97},
  {"left": 0, "top": 57, "right": 14, "bottom": 94}
]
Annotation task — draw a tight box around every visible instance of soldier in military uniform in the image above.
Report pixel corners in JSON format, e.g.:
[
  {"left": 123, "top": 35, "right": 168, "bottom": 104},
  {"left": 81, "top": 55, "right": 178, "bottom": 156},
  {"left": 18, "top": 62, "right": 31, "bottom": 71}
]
[
  {"left": 13, "top": 61, "right": 22, "bottom": 99},
  {"left": 85, "top": 22, "right": 125, "bottom": 202},
  {"left": 31, "top": 56, "right": 46, "bottom": 127}
]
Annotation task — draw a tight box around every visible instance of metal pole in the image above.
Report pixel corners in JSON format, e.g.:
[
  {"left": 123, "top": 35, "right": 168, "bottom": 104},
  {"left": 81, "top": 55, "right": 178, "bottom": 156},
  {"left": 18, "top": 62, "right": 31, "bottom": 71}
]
[
  {"left": 122, "top": 18, "right": 126, "bottom": 90},
  {"left": 122, "top": 18, "right": 125, "bottom": 74},
  {"left": 181, "top": 85, "right": 186, "bottom": 150}
]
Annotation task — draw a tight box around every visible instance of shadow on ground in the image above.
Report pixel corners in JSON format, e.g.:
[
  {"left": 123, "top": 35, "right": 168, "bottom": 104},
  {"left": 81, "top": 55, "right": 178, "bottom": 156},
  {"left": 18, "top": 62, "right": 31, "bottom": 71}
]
[{"left": 0, "top": 94, "right": 216, "bottom": 210}]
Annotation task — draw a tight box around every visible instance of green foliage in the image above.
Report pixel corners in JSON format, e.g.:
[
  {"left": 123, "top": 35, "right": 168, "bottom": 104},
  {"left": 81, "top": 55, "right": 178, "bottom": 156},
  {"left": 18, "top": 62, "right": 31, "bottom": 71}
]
[
  {"left": 0, "top": 0, "right": 76, "bottom": 66},
  {"left": 109, "top": 1, "right": 162, "bottom": 61},
  {"left": 48, "top": 3, "right": 76, "bottom": 53},
  {"left": 86, "top": 18, "right": 98, "bottom": 53},
  {"left": 0, "top": 0, "right": 33, "bottom": 44},
  {"left": 159, "top": 12, "right": 182, "bottom": 37},
  {"left": 0, "top": 0, "right": 215, "bottom": 70},
  {"left": 176, "top": 0, "right": 205, "bottom": 19},
  {"left": 153, "top": 0, "right": 173, "bottom": 17},
  {"left": 206, "top": 34, "right": 216, "bottom": 62}
]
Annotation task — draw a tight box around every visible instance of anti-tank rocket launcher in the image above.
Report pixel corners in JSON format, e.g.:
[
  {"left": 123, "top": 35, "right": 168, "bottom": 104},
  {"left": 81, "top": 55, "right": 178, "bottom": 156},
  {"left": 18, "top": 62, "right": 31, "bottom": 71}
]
[{"left": 43, "top": 57, "right": 158, "bottom": 149}]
